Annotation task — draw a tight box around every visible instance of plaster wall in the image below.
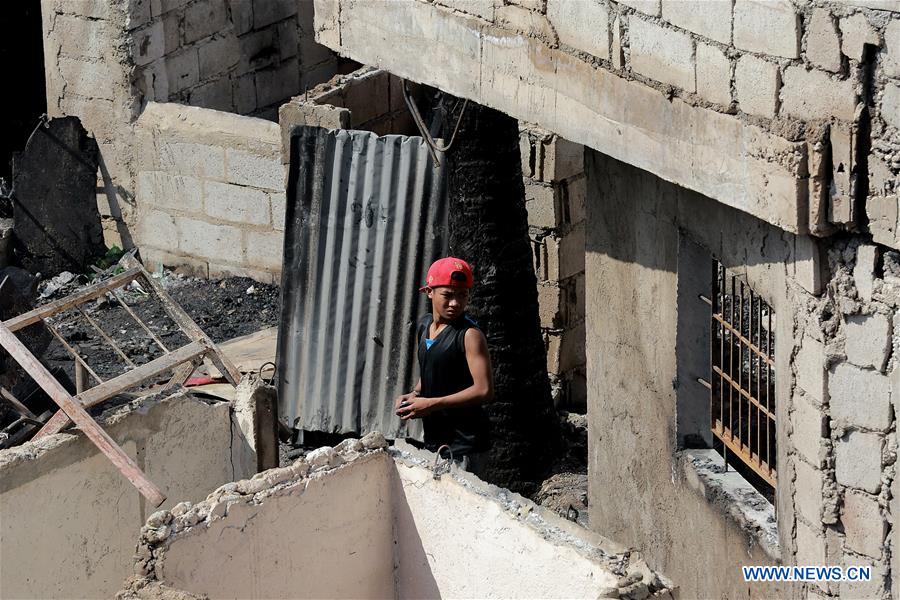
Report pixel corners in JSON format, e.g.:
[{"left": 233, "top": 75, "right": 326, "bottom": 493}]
[
  {"left": 156, "top": 452, "right": 395, "bottom": 599},
  {"left": 585, "top": 149, "right": 802, "bottom": 598},
  {"left": 127, "top": 444, "right": 671, "bottom": 599},
  {"left": 0, "top": 393, "right": 256, "bottom": 600},
  {"left": 316, "top": 0, "right": 900, "bottom": 246}
]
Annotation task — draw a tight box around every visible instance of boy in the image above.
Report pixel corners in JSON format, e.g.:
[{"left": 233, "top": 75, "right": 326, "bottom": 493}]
[{"left": 394, "top": 257, "right": 493, "bottom": 468}]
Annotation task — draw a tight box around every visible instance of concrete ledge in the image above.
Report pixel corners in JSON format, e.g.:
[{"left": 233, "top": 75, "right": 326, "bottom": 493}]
[
  {"left": 680, "top": 449, "right": 780, "bottom": 561},
  {"left": 317, "top": 0, "right": 810, "bottom": 234}
]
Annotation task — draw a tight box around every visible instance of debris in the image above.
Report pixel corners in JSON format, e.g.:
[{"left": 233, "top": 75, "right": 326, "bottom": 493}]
[
  {"left": 38, "top": 270, "right": 77, "bottom": 299},
  {"left": 11, "top": 116, "right": 105, "bottom": 275},
  {"left": 245, "top": 285, "right": 256, "bottom": 295}
]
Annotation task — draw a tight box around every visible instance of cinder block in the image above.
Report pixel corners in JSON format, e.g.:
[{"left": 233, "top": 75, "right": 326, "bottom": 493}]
[
  {"left": 136, "top": 209, "right": 178, "bottom": 250},
  {"left": 547, "top": 0, "right": 609, "bottom": 59},
  {"left": 236, "top": 28, "right": 278, "bottom": 75},
  {"left": 58, "top": 58, "right": 115, "bottom": 102},
  {"left": 138, "top": 171, "right": 203, "bottom": 213},
  {"left": 834, "top": 431, "right": 884, "bottom": 494},
  {"left": 226, "top": 148, "right": 284, "bottom": 190},
  {"left": 855, "top": 245, "right": 878, "bottom": 303},
  {"left": 781, "top": 67, "right": 858, "bottom": 122},
  {"left": 233, "top": 74, "right": 257, "bottom": 115},
  {"left": 840, "top": 13, "right": 879, "bottom": 63},
  {"left": 157, "top": 141, "right": 226, "bottom": 180},
  {"left": 829, "top": 362, "right": 892, "bottom": 431},
  {"left": 559, "top": 320, "right": 586, "bottom": 373},
  {"left": 277, "top": 19, "right": 299, "bottom": 59},
  {"left": 184, "top": 0, "right": 229, "bottom": 44},
  {"left": 795, "top": 335, "right": 827, "bottom": 403},
  {"left": 63, "top": 0, "right": 112, "bottom": 19},
  {"left": 628, "top": 18, "right": 696, "bottom": 92},
  {"left": 545, "top": 331, "right": 561, "bottom": 374},
  {"left": 885, "top": 20, "right": 900, "bottom": 78},
  {"left": 253, "top": 0, "right": 297, "bottom": 29},
  {"left": 806, "top": 9, "right": 842, "bottom": 73},
  {"left": 537, "top": 283, "right": 562, "bottom": 328},
  {"left": 495, "top": 5, "right": 557, "bottom": 43},
  {"left": 733, "top": 0, "right": 800, "bottom": 59},
  {"left": 735, "top": 55, "right": 780, "bottom": 118},
  {"left": 150, "top": 0, "right": 190, "bottom": 17},
  {"left": 177, "top": 218, "right": 244, "bottom": 263},
  {"left": 162, "top": 11, "right": 181, "bottom": 54},
  {"left": 611, "top": 15, "right": 624, "bottom": 70},
  {"left": 791, "top": 392, "right": 825, "bottom": 465},
  {"left": 205, "top": 181, "right": 271, "bottom": 225},
  {"left": 564, "top": 176, "right": 586, "bottom": 225},
  {"left": 794, "top": 458, "right": 824, "bottom": 524},
  {"left": 199, "top": 35, "right": 240, "bottom": 80},
  {"left": 542, "top": 137, "right": 583, "bottom": 182},
  {"left": 255, "top": 60, "right": 301, "bottom": 108},
  {"left": 617, "top": 0, "right": 660, "bottom": 16},
  {"left": 559, "top": 221, "right": 585, "bottom": 280},
  {"left": 55, "top": 14, "right": 107, "bottom": 58},
  {"left": 166, "top": 49, "right": 200, "bottom": 94},
  {"left": 795, "top": 518, "right": 826, "bottom": 565},
  {"left": 661, "top": 0, "right": 731, "bottom": 45},
  {"left": 131, "top": 21, "right": 166, "bottom": 66},
  {"left": 843, "top": 313, "right": 892, "bottom": 372},
  {"left": 838, "top": 556, "right": 885, "bottom": 599},
  {"left": 127, "top": 0, "right": 153, "bottom": 32},
  {"left": 244, "top": 230, "right": 285, "bottom": 271},
  {"left": 433, "top": 0, "right": 495, "bottom": 21},
  {"left": 189, "top": 78, "right": 234, "bottom": 112},
  {"left": 228, "top": 0, "right": 254, "bottom": 35},
  {"left": 695, "top": 42, "right": 732, "bottom": 106},
  {"left": 270, "top": 192, "right": 286, "bottom": 231},
  {"left": 525, "top": 182, "right": 559, "bottom": 229},
  {"left": 842, "top": 491, "right": 886, "bottom": 559},
  {"left": 882, "top": 84, "right": 900, "bottom": 130},
  {"left": 140, "top": 247, "right": 209, "bottom": 278},
  {"left": 209, "top": 262, "right": 277, "bottom": 284},
  {"left": 867, "top": 194, "right": 899, "bottom": 249}
]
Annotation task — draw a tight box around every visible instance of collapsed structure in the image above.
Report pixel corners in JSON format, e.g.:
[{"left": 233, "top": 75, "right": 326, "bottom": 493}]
[{"left": 0, "top": 0, "right": 897, "bottom": 598}]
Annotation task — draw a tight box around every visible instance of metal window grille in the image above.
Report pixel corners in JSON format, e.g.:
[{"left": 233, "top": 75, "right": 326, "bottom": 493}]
[{"left": 702, "top": 260, "right": 777, "bottom": 488}]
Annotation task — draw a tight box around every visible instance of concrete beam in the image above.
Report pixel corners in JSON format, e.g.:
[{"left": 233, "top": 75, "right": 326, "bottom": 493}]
[{"left": 316, "top": 0, "right": 810, "bottom": 234}]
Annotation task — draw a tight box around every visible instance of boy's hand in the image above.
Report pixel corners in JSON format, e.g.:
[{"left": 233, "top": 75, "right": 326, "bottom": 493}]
[
  {"left": 397, "top": 396, "right": 437, "bottom": 420},
  {"left": 394, "top": 392, "right": 416, "bottom": 413}
]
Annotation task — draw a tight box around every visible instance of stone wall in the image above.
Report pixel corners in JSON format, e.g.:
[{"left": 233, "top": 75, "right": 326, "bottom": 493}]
[
  {"left": 0, "top": 392, "right": 257, "bottom": 599},
  {"left": 520, "top": 126, "right": 586, "bottom": 411},
  {"left": 789, "top": 238, "right": 899, "bottom": 598},
  {"left": 40, "top": 0, "right": 339, "bottom": 253},
  {"left": 130, "top": 0, "right": 338, "bottom": 120},
  {"left": 315, "top": 0, "right": 900, "bottom": 248},
  {"left": 133, "top": 102, "right": 285, "bottom": 282}
]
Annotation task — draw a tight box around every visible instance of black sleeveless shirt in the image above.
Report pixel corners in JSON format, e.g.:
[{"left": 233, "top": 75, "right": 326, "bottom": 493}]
[{"left": 416, "top": 313, "right": 490, "bottom": 456}]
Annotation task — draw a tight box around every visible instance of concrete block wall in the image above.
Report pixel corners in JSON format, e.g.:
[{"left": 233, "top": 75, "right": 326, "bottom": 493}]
[
  {"left": 134, "top": 102, "right": 285, "bottom": 283},
  {"left": 788, "top": 238, "right": 899, "bottom": 598},
  {"left": 520, "top": 125, "right": 586, "bottom": 411},
  {"left": 130, "top": 0, "right": 339, "bottom": 120},
  {"left": 318, "top": 0, "right": 900, "bottom": 249}
]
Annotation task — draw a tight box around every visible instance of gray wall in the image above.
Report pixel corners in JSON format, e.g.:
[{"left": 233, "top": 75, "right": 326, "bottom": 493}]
[{"left": 585, "top": 149, "right": 798, "bottom": 598}]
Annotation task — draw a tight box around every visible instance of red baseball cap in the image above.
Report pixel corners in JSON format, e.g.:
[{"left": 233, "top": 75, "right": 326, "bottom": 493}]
[{"left": 419, "top": 257, "right": 474, "bottom": 292}]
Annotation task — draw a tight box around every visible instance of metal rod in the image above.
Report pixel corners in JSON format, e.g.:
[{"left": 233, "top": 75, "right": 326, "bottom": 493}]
[
  {"left": 738, "top": 281, "right": 743, "bottom": 452},
  {"left": 710, "top": 313, "right": 775, "bottom": 367},
  {"left": 712, "top": 367, "right": 775, "bottom": 420},
  {"left": 44, "top": 322, "right": 104, "bottom": 385},
  {"left": 75, "top": 305, "right": 137, "bottom": 369},
  {"left": 110, "top": 289, "right": 170, "bottom": 354},
  {"left": 767, "top": 308, "right": 772, "bottom": 470},
  {"left": 719, "top": 263, "right": 726, "bottom": 470}
]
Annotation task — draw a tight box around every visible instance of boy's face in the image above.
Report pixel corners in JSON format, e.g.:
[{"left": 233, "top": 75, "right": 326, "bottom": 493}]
[{"left": 427, "top": 286, "right": 469, "bottom": 320}]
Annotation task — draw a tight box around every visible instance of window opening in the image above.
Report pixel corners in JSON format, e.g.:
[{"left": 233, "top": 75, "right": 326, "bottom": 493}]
[{"left": 699, "top": 260, "right": 776, "bottom": 492}]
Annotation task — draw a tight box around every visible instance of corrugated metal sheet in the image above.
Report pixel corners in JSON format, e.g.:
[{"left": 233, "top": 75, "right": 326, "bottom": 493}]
[{"left": 276, "top": 126, "right": 448, "bottom": 440}]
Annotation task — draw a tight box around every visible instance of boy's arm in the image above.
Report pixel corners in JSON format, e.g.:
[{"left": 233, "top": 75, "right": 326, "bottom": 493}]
[{"left": 398, "top": 329, "right": 493, "bottom": 419}]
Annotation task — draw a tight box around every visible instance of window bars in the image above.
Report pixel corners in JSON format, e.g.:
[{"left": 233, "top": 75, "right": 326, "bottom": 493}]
[{"left": 701, "top": 261, "right": 777, "bottom": 488}]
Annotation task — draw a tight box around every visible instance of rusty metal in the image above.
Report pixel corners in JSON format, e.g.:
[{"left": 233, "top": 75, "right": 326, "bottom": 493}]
[{"left": 709, "top": 261, "right": 776, "bottom": 488}]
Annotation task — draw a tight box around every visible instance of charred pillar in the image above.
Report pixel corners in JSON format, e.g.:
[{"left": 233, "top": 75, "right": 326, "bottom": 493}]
[{"left": 442, "top": 97, "right": 559, "bottom": 493}]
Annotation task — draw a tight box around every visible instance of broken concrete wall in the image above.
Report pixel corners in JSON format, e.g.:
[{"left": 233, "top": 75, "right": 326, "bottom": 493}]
[
  {"left": 40, "top": 0, "right": 339, "bottom": 256},
  {"left": 316, "top": 0, "right": 900, "bottom": 246},
  {"left": 520, "top": 125, "right": 586, "bottom": 410},
  {"left": 0, "top": 392, "right": 256, "bottom": 599},
  {"left": 122, "top": 438, "right": 672, "bottom": 599},
  {"left": 788, "top": 238, "right": 899, "bottom": 598},
  {"left": 134, "top": 102, "right": 286, "bottom": 282},
  {"left": 585, "top": 149, "right": 815, "bottom": 598}
]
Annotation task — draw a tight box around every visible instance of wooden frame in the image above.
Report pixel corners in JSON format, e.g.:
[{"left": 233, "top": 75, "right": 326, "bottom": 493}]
[{"left": 0, "top": 258, "right": 242, "bottom": 505}]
